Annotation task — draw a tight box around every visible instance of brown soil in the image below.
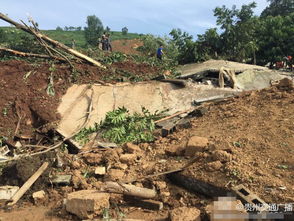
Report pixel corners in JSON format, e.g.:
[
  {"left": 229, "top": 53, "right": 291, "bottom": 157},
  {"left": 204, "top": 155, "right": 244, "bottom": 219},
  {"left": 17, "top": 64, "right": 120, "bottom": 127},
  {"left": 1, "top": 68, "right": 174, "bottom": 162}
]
[
  {"left": 111, "top": 39, "right": 143, "bottom": 55},
  {"left": 0, "top": 57, "right": 293, "bottom": 220}
]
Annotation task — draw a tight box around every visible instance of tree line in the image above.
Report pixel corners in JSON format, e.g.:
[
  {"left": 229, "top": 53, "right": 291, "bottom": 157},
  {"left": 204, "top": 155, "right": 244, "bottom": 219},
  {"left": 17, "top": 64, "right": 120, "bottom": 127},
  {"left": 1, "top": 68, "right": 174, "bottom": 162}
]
[{"left": 139, "top": 0, "right": 294, "bottom": 66}]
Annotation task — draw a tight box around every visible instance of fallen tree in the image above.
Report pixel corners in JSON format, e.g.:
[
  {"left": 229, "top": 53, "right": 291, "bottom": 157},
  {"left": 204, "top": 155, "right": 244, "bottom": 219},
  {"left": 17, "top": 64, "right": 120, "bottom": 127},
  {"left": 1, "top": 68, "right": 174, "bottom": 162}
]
[{"left": 0, "top": 13, "right": 106, "bottom": 68}]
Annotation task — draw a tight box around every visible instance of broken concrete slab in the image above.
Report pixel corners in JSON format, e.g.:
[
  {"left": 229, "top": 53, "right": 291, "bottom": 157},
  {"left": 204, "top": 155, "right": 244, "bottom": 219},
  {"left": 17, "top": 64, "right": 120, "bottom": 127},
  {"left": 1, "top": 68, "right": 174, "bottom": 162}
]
[
  {"left": 0, "top": 186, "right": 19, "bottom": 200},
  {"left": 57, "top": 81, "right": 239, "bottom": 138},
  {"left": 235, "top": 70, "right": 291, "bottom": 90},
  {"left": 65, "top": 190, "right": 110, "bottom": 219},
  {"left": 178, "top": 60, "right": 268, "bottom": 79}
]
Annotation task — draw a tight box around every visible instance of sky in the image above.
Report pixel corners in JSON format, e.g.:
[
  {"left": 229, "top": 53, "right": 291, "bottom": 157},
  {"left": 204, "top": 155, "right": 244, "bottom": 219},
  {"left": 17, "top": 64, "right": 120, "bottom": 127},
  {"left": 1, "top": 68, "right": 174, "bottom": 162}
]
[{"left": 0, "top": 0, "right": 269, "bottom": 37}]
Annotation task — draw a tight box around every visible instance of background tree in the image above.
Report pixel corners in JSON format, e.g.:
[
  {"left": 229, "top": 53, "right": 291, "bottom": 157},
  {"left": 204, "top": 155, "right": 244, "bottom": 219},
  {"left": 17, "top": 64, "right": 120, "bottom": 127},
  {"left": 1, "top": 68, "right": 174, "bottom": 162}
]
[
  {"left": 84, "top": 15, "right": 104, "bottom": 46},
  {"left": 55, "top": 26, "right": 63, "bottom": 31},
  {"left": 169, "top": 28, "right": 196, "bottom": 64},
  {"left": 105, "top": 26, "right": 111, "bottom": 32},
  {"left": 213, "top": 2, "right": 258, "bottom": 62},
  {"left": 195, "top": 28, "right": 221, "bottom": 61},
  {"left": 261, "top": 0, "right": 294, "bottom": 17},
  {"left": 122, "top": 27, "right": 128, "bottom": 35}
]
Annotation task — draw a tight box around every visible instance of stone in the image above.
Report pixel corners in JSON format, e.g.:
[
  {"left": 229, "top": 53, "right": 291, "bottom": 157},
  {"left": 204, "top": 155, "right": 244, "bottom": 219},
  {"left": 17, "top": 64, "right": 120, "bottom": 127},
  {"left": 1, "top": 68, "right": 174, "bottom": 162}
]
[
  {"left": 94, "top": 166, "right": 106, "bottom": 175},
  {"left": 165, "top": 145, "right": 185, "bottom": 156},
  {"left": 0, "top": 186, "right": 19, "bottom": 200},
  {"left": 52, "top": 175, "right": 72, "bottom": 185},
  {"left": 15, "top": 141, "right": 22, "bottom": 148},
  {"left": 185, "top": 136, "right": 209, "bottom": 156},
  {"left": 206, "top": 161, "right": 223, "bottom": 172},
  {"left": 65, "top": 190, "right": 110, "bottom": 219},
  {"left": 119, "top": 154, "right": 137, "bottom": 165},
  {"left": 107, "top": 169, "right": 125, "bottom": 181},
  {"left": 212, "top": 150, "right": 232, "bottom": 162},
  {"left": 176, "top": 118, "right": 191, "bottom": 129},
  {"left": 32, "top": 190, "right": 46, "bottom": 204},
  {"left": 170, "top": 207, "right": 201, "bottom": 221},
  {"left": 125, "top": 143, "right": 142, "bottom": 153},
  {"left": 206, "top": 198, "right": 247, "bottom": 221}
]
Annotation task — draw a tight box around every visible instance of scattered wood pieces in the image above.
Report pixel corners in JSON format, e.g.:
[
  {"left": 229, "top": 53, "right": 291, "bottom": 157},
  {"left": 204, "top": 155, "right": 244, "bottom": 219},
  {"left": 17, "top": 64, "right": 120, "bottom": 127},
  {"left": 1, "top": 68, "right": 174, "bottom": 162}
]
[
  {"left": 104, "top": 182, "right": 157, "bottom": 199},
  {"left": 7, "top": 162, "right": 49, "bottom": 206}
]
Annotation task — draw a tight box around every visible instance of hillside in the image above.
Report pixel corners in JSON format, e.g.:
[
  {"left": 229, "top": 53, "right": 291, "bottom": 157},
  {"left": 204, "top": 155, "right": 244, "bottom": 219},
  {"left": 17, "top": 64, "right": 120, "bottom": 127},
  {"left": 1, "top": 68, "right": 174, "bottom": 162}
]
[{"left": 0, "top": 26, "right": 142, "bottom": 48}]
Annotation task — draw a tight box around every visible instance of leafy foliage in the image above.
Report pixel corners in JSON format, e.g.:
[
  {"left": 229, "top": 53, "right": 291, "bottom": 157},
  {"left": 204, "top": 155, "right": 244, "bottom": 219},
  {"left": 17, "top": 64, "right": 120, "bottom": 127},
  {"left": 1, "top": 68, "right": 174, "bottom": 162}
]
[
  {"left": 261, "top": 0, "right": 294, "bottom": 17},
  {"left": 100, "top": 107, "right": 165, "bottom": 144},
  {"left": 122, "top": 27, "right": 128, "bottom": 35}
]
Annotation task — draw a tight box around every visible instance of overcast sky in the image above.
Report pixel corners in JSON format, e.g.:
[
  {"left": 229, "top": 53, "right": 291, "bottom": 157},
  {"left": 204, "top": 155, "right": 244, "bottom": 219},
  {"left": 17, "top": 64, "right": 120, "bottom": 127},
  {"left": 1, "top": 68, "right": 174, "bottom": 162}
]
[{"left": 0, "top": 0, "right": 269, "bottom": 37}]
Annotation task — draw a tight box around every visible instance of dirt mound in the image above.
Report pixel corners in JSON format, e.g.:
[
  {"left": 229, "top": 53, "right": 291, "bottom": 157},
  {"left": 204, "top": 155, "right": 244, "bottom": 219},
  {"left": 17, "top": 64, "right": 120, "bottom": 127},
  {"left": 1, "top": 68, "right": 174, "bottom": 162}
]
[
  {"left": 111, "top": 39, "right": 143, "bottom": 55},
  {"left": 167, "top": 83, "right": 294, "bottom": 203}
]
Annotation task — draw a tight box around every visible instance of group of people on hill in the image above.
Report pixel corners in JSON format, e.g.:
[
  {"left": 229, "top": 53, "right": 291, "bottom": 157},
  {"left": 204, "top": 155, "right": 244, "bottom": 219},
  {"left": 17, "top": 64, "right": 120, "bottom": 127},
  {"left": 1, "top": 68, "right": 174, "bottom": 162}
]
[{"left": 100, "top": 32, "right": 112, "bottom": 51}]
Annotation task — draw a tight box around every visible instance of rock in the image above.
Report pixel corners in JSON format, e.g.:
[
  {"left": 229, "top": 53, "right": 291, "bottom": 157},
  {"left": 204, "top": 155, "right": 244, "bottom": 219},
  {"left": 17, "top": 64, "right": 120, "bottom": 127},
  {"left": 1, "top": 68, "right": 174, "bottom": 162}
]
[
  {"left": 94, "top": 166, "right": 106, "bottom": 175},
  {"left": 83, "top": 153, "right": 103, "bottom": 165},
  {"left": 165, "top": 145, "right": 185, "bottom": 156},
  {"left": 32, "top": 190, "right": 46, "bottom": 204},
  {"left": 113, "top": 162, "right": 128, "bottom": 170},
  {"left": 119, "top": 154, "right": 137, "bottom": 165},
  {"left": 125, "top": 143, "right": 142, "bottom": 153},
  {"left": 71, "top": 161, "right": 81, "bottom": 169},
  {"left": 206, "top": 161, "right": 223, "bottom": 172},
  {"left": 153, "top": 181, "right": 167, "bottom": 191},
  {"left": 176, "top": 118, "right": 191, "bottom": 129},
  {"left": 205, "top": 198, "right": 247, "bottom": 221},
  {"left": 65, "top": 190, "right": 110, "bottom": 219},
  {"left": 170, "top": 207, "right": 201, "bottom": 221},
  {"left": 185, "top": 136, "right": 209, "bottom": 156},
  {"left": 0, "top": 186, "right": 19, "bottom": 200},
  {"left": 15, "top": 141, "right": 22, "bottom": 148},
  {"left": 212, "top": 150, "right": 232, "bottom": 162},
  {"left": 52, "top": 175, "right": 72, "bottom": 185},
  {"left": 107, "top": 169, "right": 125, "bottom": 181}
]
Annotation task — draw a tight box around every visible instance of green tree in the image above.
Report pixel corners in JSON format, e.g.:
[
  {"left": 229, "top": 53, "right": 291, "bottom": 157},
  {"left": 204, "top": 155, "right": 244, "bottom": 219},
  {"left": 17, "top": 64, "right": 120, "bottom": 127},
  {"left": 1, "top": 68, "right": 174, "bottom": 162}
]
[
  {"left": 195, "top": 28, "right": 221, "bottom": 61},
  {"left": 169, "top": 28, "right": 196, "bottom": 64},
  {"left": 122, "top": 27, "right": 128, "bottom": 35},
  {"left": 105, "top": 26, "right": 111, "bottom": 32},
  {"left": 84, "top": 15, "right": 104, "bottom": 46},
  {"left": 213, "top": 2, "right": 258, "bottom": 62},
  {"left": 256, "top": 13, "right": 294, "bottom": 65},
  {"left": 55, "top": 26, "right": 63, "bottom": 31},
  {"left": 261, "top": 0, "right": 294, "bottom": 17}
]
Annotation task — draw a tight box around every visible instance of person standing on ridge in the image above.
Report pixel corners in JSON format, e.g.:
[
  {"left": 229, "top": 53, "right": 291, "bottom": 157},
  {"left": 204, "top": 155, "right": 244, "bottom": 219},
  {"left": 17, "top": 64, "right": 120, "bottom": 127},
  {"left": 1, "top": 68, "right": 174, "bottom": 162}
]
[{"left": 157, "top": 45, "right": 164, "bottom": 60}]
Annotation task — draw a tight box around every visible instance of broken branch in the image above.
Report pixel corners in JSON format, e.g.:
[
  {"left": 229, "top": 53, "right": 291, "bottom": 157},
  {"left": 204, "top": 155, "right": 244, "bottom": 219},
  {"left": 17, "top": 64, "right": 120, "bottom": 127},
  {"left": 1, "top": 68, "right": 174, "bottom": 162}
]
[
  {"left": 0, "top": 13, "right": 105, "bottom": 68},
  {"left": 7, "top": 162, "right": 49, "bottom": 206}
]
